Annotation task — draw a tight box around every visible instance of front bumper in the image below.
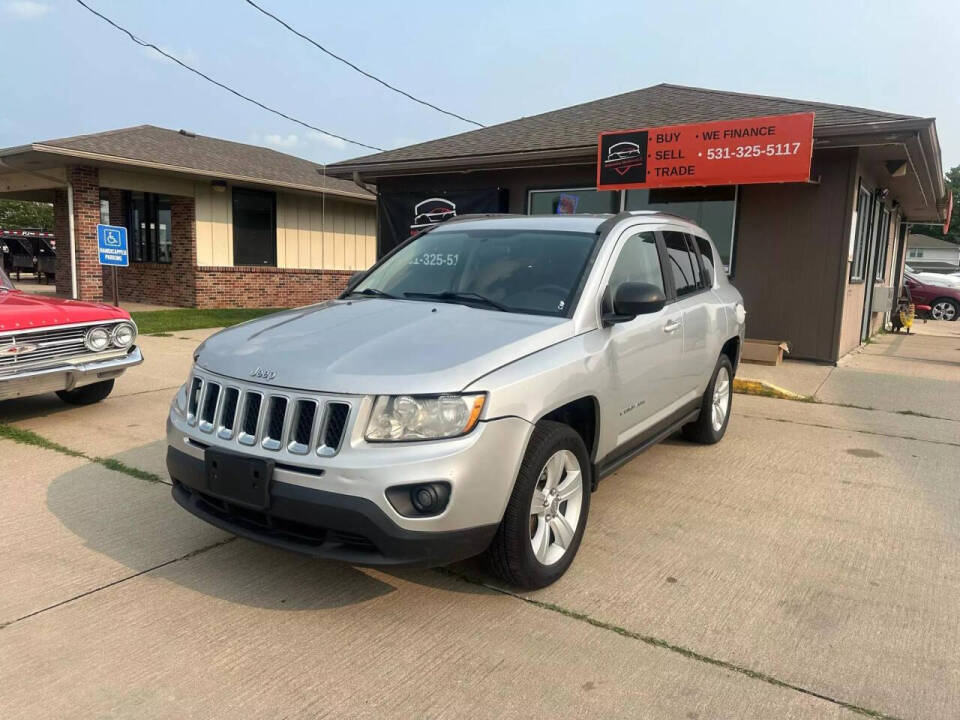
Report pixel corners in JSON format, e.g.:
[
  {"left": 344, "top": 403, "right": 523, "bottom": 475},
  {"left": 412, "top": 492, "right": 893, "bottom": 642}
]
[
  {"left": 0, "top": 346, "right": 143, "bottom": 401},
  {"left": 168, "top": 446, "right": 499, "bottom": 566}
]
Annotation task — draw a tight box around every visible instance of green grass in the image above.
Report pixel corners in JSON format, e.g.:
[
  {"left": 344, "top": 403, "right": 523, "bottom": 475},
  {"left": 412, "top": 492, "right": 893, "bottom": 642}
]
[
  {"left": 0, "top": 423, "right": 165, "bottom": 484},
  {"left": 130, "top": 308, "right": 286, "bottom": 335}
]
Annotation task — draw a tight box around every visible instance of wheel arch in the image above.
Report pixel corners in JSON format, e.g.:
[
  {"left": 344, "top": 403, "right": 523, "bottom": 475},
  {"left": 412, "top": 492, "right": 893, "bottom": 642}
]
[
  {"left": 720, "top": 335, "right": 741, "bottom": 373},
  {"left": 535, "top": 396, "right": 600, "bottom": 488}
]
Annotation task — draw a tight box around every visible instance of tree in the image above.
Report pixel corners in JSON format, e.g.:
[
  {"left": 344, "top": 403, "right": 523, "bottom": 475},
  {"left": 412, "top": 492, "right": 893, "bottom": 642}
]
[
  {"left": 0, "top": 199, "right": 54, "bottom": 231},
  {"left": 938, "top": 164, "right": 960, "bottom": 245}
]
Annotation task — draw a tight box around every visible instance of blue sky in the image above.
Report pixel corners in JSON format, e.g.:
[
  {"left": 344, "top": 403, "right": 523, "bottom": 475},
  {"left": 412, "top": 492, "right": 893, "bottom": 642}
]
[{"left": 1, "top": 0, "right": 957, "bottom": 170}]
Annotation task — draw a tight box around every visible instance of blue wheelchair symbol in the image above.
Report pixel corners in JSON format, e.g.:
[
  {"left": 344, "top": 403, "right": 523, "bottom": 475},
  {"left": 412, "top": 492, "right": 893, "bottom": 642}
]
[{"left": 104, "top": 231, "right": 122, "bottom": 247}]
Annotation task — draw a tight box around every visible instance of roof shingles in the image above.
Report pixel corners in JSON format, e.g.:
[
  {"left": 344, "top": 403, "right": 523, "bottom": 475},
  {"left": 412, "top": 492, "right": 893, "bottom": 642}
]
[
  {"left": 332, "top": 83, "right": 917, "bottom": 169},
  {"left": 35, "top": 125, "right": 371, "bottom": 199}
]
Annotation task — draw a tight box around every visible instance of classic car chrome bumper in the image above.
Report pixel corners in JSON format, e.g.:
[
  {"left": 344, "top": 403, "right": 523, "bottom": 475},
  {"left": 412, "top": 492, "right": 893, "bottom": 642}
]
[{"left": 0, "top": 346, "right": 143, "bottom": 401}]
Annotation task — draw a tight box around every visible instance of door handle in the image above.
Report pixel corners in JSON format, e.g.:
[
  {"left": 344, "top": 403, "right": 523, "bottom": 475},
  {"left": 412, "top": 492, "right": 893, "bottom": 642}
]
[{"left": 663, "top": 319, "right": 681, "bottom": 334}]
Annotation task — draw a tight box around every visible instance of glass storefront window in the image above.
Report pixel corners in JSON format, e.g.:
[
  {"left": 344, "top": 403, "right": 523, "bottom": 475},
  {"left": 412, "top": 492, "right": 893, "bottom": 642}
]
[
  {"left": 528, "top": 188, "right": 619, "bottom": 215},
  {"left": 624, "top": 186, "right": 737, "bottom": 271}
]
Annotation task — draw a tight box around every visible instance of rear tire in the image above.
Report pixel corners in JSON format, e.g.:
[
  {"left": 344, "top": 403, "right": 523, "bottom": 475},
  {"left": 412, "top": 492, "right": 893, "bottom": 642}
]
[
  {"left": 485, "top": 421, "right": 591, "bottom": 590},
  {"left": 56, "top": 379, "right": 115, "bottom": 406},
  {"left": 682, "top": 355, "right": 733, "bottom": 444},
  {"left": 930, "top": 298, "right": 959, "bottom": 322}
]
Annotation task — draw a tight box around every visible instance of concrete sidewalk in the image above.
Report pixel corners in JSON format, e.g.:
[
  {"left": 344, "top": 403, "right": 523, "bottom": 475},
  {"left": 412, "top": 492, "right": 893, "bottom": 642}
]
[{"left": 737, "top": 327, "right": 960, "bottom": 421}]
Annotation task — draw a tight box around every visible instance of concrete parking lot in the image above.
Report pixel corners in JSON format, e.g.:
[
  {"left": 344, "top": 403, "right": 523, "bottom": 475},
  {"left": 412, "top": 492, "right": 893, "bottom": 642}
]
[{"left": 2, "top": 326, "right": 959, "bottom": 719}]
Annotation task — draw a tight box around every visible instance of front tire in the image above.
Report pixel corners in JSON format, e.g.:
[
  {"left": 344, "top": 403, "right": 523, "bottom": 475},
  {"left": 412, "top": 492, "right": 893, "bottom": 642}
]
[
  {"left": 682, "top": 355, "right": 733, "bottom": 444},
  {"left": 485, "top": 421, "right": 591, "bottom": 590},
  {"left": 56, "top": 379, "right": 115, "bottom": 406},
  {"left": 930, "top": 298, "right": 959, "bottom": 322}
]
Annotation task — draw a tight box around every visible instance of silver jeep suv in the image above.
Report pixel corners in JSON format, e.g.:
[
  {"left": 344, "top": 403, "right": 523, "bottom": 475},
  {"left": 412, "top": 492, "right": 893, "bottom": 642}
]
[{"left": 167, "top": 212, "right": 745, "bottom": 589}]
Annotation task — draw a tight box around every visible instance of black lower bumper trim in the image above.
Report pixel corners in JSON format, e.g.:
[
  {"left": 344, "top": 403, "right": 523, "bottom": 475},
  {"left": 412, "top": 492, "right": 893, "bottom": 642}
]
[{"left": 167, "top": 445, "right": 497, "bottom": 567}]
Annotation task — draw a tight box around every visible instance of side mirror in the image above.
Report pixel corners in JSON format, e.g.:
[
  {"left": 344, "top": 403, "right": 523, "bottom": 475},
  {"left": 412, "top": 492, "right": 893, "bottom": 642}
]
[
  {"left": 345, "top": 271, "right": 365, "bottom": 292},
  {"left": 602, "top": 282, "right": 666, "bottom": 325}
]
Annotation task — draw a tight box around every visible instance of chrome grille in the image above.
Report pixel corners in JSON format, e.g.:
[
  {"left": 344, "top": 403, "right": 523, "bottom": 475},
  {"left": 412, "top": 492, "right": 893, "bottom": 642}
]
[
  {"left": 199, "top": 382, "right": 220, "bottom": 433},
  {"left": 262, "top": 397, "right": 288, "bottom": 451},
  {"left": 185, "top": 373, "right": 352, "bottom": 457},
  {"left": 218, "top": 388, "right": 240, "bottom": 440},
  {"left": 0, "top": 324, "right": 107, "bottom": 376}
]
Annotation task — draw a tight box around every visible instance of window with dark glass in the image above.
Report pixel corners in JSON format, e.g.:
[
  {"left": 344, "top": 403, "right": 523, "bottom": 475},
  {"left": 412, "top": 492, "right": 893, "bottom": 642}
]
[
  {"left": 625, "top": 186, "right": 737, "bottom": 271},
  {"left": 693, "top": 235, "right": 715, "bottom": 286},
  {"left": 849, "top": 184, "right": 872, "bottom": 282},
  {"left": 125, "top": 191, "right": 172, "bottom": 263},
  {"left": 528, "top": 188, "right": 620, "bottom": 215},
  {"left": 874, "top": 207, "right": 891, "bottom": 281},
  {"left": 608, "top": 231, "right": 664, "bottom": 294},
  {"left": 233, "top": 188, "right": 276, "bottom": 266},
  {"left": 99, "top": 190, "right": 110, "bottom": 225},
  {"left": 662, "top": 231, "right": 701, "bottom": 297}
]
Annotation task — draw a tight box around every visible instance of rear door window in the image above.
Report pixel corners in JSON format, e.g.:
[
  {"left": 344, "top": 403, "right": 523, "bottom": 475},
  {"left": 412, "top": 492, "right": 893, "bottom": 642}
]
[
  {"left": 692, "top": 235, "right": 715, "bottom": 286},
  {"left": 662, "top": 231, "right": 701, "bottom": 297}
]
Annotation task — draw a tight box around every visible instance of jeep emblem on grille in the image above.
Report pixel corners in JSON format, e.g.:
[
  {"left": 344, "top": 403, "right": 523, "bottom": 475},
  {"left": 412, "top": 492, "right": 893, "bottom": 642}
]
[{"left": 250, "top": 367, "right": 277, "bottom": 381}]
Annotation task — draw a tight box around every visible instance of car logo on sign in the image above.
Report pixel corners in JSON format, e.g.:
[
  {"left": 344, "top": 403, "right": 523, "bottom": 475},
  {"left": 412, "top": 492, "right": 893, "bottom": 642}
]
[
  {"left": 2, "top": 342, "right": 38, "bottom": 356},
  {"left": 250, "top": 367, "right": 277, "bottom": 381}
]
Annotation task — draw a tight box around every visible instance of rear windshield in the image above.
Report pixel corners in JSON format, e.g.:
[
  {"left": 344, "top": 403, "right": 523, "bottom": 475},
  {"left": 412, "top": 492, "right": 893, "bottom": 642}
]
[{"left": 356, "top": 228, "right": 598, "bottom": 316}]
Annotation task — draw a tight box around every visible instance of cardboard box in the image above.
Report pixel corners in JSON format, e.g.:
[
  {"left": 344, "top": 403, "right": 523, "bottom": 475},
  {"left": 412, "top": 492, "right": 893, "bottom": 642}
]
[{"left": 741, "top": 339, "right": 790, "bottom": 366}]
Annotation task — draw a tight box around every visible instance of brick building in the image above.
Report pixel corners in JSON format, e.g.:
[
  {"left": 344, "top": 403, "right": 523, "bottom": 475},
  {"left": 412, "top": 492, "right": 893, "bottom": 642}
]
[{"left": 0, "top": 126, "right": 376, "bottom": 308}]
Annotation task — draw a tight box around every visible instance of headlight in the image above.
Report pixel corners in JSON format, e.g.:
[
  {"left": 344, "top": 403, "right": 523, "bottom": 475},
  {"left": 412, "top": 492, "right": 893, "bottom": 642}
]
[
  {"left": 84, "top": 326, "right": 110, "bottom": 352},
  {"left": 365, "top": 393, "right": 486, "bottom": 442},
  {"left": 111, "top": 321, "right": 137, "bottom": 348}
]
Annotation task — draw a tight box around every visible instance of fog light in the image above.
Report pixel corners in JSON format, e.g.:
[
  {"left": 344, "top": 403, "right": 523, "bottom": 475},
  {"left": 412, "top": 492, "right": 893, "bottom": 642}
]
[
  {"left": 412, "top": 485, "right": 440, "bottom": 514},
  {"left": 385, "top": 482, "right": 451, "bottom": 518}
]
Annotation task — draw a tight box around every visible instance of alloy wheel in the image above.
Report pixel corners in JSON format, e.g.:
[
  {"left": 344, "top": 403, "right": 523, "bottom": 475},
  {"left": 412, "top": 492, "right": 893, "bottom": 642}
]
[
  {"left": 931, "top": 301, "right": 957, "bottom": 321},
  {"left": 712, "top": 365, "right": 731, "bottom": 431},
  {"left": 529, "top": 449, "right": 583, "bottom": 565}
]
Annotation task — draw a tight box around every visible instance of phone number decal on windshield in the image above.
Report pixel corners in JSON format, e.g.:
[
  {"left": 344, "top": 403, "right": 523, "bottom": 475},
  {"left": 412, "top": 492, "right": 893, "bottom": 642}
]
[{"left": 409, "top": 253, "right": 459, "bottom": 266}]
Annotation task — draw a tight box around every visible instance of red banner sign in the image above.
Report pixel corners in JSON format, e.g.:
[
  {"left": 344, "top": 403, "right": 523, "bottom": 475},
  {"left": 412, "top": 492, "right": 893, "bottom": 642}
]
[{"left": 596, "top": 112, "right": 814, "bottom": 190}]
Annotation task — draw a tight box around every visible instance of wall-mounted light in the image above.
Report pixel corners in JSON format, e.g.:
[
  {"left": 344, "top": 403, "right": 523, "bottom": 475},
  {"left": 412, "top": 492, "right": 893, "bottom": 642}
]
[
  {"left": 211, "top": 180, "right": 227, "bottom": 193},
  {"left": 885, "top": 160, "right": 908, "bottom": 178}
]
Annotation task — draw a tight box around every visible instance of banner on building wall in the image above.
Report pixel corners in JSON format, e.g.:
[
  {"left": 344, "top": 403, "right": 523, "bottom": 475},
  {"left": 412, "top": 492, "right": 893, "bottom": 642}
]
[
  {"left": 597, "top": 112, "right": 815, "bottom": 191},
  {"left": 377, "top": 189, "right": 508, "bottom": 256}
]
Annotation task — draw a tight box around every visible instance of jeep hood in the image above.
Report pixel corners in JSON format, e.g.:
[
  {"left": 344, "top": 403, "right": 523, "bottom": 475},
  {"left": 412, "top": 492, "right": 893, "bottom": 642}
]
[{"left": 195, "top": 298, "right": 572, "bottom": 395}]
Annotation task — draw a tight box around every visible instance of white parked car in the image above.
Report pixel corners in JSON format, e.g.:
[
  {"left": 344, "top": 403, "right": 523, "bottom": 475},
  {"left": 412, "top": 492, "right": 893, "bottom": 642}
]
[{"left": 904, "top": 265, "right": 960, "bottom": 288}]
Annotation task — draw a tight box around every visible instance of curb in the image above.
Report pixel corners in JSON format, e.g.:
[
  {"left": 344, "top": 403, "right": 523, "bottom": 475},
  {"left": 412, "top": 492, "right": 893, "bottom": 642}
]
[{"left": 733, "top": 378, "right": 812, "bottom": 402}]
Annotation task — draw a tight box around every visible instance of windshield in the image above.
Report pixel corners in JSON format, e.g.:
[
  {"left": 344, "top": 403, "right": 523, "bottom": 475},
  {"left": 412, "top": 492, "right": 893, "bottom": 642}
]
[
  {"left": 0, "top": 267, "right": 12, "bottom": 290},
  {"left": 354, "top": 228, "right": 598, "bottom": 316}
]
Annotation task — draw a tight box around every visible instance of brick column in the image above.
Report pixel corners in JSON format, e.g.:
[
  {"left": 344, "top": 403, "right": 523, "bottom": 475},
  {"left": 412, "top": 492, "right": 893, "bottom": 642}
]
[
  {"left": 171, "top": 195, "right": 198, "bottom": 305},
  {"left": 102, "top": 188, "right": 126, "bottom": 297},
  {"left": 66, "top": 166, "right": 103, "bottom": 302},
  {"left": 53, "top": 188, "right": 71, "bottom": 296}
]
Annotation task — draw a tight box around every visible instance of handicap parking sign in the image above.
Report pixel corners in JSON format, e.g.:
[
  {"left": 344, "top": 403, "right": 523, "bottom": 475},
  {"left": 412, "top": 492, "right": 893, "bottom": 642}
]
[{"left": 97, "top": 224, "right": 129, "bottom": 267}]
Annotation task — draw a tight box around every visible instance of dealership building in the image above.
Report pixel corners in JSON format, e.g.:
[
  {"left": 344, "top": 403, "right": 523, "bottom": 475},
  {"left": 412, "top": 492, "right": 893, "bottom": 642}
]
[
  {"left": 330, "top": 84, "right": 948, "bottom": 363},
  {"left": 0, "top": 125, "right": 376, "bottom": 308}
]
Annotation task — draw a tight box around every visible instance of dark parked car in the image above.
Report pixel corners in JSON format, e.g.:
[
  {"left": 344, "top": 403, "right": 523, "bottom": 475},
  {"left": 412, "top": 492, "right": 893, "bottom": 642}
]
[{"left": 904, "top": 272, "right": 960, "bottom": 321}]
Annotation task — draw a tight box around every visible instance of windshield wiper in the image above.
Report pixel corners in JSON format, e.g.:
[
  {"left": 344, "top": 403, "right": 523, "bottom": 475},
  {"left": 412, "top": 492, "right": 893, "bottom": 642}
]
[
  {"left": 404, "top": 291, "right": 511, "bottom": 312},
  {"left": 346, "top": 287, "right": 398, "bottom": 299}
]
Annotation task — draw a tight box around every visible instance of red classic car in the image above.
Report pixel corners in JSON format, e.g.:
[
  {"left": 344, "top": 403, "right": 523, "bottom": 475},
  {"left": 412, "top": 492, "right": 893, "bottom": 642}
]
[{"left": 0, "top": 267, "right": 142, "bottom": 404}]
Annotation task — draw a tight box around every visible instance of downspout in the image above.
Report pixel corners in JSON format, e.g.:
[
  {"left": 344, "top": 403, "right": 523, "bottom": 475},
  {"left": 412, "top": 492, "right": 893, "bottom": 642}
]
[{"left": 67, "top": 181, "right": 78, "bottom": 300}]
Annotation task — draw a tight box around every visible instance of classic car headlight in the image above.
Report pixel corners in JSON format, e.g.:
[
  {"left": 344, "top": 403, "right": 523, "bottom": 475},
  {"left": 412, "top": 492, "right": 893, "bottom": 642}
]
[
  {"left": 84, "top": 326, "right": 111, "bottom": 352},
  {"left": 111, "top": 321, "right": 137, "bottom": 348},
  {"left": 365, "top": 394, "right": 486, "bottom": 441}
]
